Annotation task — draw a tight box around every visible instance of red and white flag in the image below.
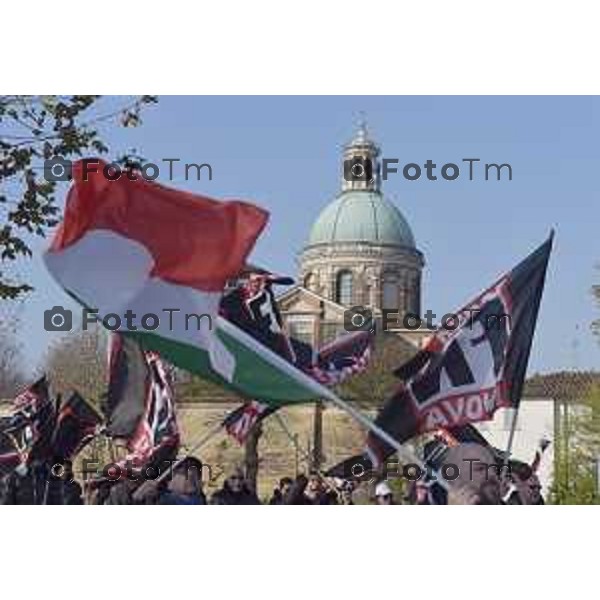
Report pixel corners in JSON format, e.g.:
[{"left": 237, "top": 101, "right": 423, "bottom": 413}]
[{"left": 44, "top": 159, "right": 268, "bottom": 381}]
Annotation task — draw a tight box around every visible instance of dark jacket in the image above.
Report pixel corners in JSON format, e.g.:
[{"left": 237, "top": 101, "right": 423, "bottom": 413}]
[
  {"left": 0, "top": 465, "right": 82, "bottom": 505},
  {"left": 43, "top": 478, "right": 83, "bottom": 505},
  {"left": 283, "top": 475, "right": 337, "bottom": 505},
  {"left": 0, "top": 464, "right": 55, "bottom": 505},
  {"left": 210, "top": 482, "right": 260, "bottom": 505},
  {"left": 269, "top": 489, "right": 284, "bottom": 505},
  {"left": 158, "top": 490, "right": 207, "bottom": 505}
]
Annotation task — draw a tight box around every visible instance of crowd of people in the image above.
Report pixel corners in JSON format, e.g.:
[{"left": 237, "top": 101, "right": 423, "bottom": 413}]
[
  {"left": 0, "top": 441, "right": 546, "bottom": 505},
  {"left": 0, "top": 460, "right": 84, "bottom": 505}
]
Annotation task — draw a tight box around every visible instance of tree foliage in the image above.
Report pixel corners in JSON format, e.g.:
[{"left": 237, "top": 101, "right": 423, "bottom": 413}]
[
  {"left": 548, "top": 278, "right": 600, "bottom": 503},
  {"left": 550, "top": 385, "right": 600, "bottom": 504},
  {"left": 43, "top": 325, "right": 108, "bottom": 404},
  {"left": 0, "top": 312, "right": 25, "bottom": 398},
  {"left": 0, "top": 95, "right": 157, "bottom": 298}
]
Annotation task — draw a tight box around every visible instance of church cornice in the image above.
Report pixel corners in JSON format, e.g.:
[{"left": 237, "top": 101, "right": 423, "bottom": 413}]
[{"left": 300, "top": 242, "right": 424, "bottom": 267}]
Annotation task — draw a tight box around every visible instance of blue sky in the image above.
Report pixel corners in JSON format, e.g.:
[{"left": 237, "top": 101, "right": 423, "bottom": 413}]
[{"left": 7, "top": 95, "right": 600, "bottom": 374}]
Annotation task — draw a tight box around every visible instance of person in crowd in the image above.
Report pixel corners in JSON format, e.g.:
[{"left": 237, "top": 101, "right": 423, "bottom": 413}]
[
  {"left": 283, "top": 472, "right": 337, "bottom": 504},
  {"left": 211, "top": 467, "right": 261, "bottom": 505},
  {"left": 304, "top": 472, "right": 328, "bottom": 503},
  {"left": 502, "top": 461, "right": 545, "bottom": 505},
  {"left": 88, "top": 479, "right": 113, "bottom": 505},
  {"left": 307, "top": 471, "right": 339, "bottom": 504},
  {"left": 405, "top": 479, "right": 431, "bottom": 505},
  {"left": 1, "top": 461, "right": 53, "bottom": 505},
  {"left": 374, "top": 481, "right": 395, "bottom": 505},
  {"left": 527, "top": 472, "right": 545, "bottom": 505},
  {"left": 336, "top": 479, "right": 355, "bottom": 505},
  {"left": 105, "top": 476, "right": 140, "bottom": 505},
  {"left": 45, "top": 460, "right": 83, "bottom": 505},
  {"left": 442, "top": 443, "right": 503, "bottom": 505},
  {"left": 158, "top": 457, "right": 206, "bottom": 505},
  {"left": 0, "top": 474, "right": 9, "bottom": 504},
  {"left": 122, "top": 456, "right": 206, "bottom": 505},
  {"left": 269, "top": 476, "right": 294, "bottom": 505}
]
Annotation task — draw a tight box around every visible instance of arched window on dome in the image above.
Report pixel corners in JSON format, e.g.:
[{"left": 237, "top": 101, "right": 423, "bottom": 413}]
[
  {"left": 304, "top": 272, "right": 316, "bottom": 291},
  {"left": 382, "top": 281, "right": 398, "bottom": 310},
  {"left": 335, "top": 270, "right": 353, "bottom": 305}
]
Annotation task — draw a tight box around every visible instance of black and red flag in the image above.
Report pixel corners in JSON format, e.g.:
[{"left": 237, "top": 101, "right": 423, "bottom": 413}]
[
  {"left": 365, "top": 233, "right": 553, "bottom": 467},
  {"left": 104, "top": 334, "right": 180, "bottom": 469},
  {"left": 1, "top": 376, "right": 55, "bottom": 467},
  {"left": 0, "top": 430, "right": 22, "bottom": 478},
  {"left": 220, "top": 270, "right": 296, "bottom": 361},
  {"left": 123, "top": 350, "right": 180, "bottom": 467},
  {"left": 51, "top": 391, "right": 103, "bottom": 461},
  {"left": 13, "top": 376, "right": 51, "bottom": 410},
  {"left": 103, "top": 334, "right": 149, "bottom": 439},
  {"left": 222, "top": 400, "right": 275, "bottom": 444},
  {"left": 219, "top": 270, "right": 374, "bottom": 444},
  {"left": 307, "top": 330, "right": 373, "bottom": 386},
  {"left": 219, "top": 271, "right": 294, "bottom": 444}
]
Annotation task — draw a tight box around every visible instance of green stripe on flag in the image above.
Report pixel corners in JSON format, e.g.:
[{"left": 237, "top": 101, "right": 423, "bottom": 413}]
[{"left": 126, "top": 317, "right": 326, "bottom": 404}]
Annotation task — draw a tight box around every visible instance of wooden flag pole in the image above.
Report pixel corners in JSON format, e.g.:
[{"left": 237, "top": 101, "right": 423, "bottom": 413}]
[
  {"left": 274, "top": 411, "right": 340, "bottom": 499},
  {"left": 503, "top": 406, "right": 520, "bottom": 466},
  {"left": 275, "top": 412, "right": 309, "bottom": 465},
  {"left": 315, "top": 386, "right": 449, "bottom": 491}
]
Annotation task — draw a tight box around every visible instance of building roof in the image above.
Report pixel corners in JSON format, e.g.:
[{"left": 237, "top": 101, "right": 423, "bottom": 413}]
[{"left": 306, "top": 190, "right": 416, "bottom": 248}]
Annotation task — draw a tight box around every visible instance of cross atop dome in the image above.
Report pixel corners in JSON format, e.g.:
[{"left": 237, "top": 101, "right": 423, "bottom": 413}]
[
  {"left": 345, "top": 113, "right": 378, "bottom": 150},
  {"left": 354, "top": 112, "right": 369, "bottom": 143}
]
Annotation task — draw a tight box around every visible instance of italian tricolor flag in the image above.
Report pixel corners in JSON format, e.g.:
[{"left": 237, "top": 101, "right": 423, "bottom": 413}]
[{"left": 45, "top": 160, "right": 331, "bottom": 404}]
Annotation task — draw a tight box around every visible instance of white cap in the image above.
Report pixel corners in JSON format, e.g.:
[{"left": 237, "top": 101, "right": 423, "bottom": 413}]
[{"left": 375, "top": 481, "right": 392, "bottom": 497}]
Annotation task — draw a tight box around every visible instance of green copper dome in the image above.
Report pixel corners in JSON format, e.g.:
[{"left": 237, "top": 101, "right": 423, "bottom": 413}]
[{"left": 306, "top": 191, "right": 416, "bottom": 248}]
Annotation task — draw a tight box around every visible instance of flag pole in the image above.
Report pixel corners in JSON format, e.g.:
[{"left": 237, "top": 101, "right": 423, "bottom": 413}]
[
  {"left": 163, "top": 418, "right": 225, "bottom": 481},
  {"left": 133, "top": 418, "right": 224, "bottom": 498},
  {"left": 503, "top": 406, "right": 520, "bottom": 466},
  {"left": 42, "top": 393, "right": 63, "bottom": 505},
  {"left": 274, "top": 412, "right": 306, "bottom": 460},
  {"left": 180, "top": 421, "right": 223, "bottom": 462},
  {"left": 274, "top": 411, "right": 340, "bottom": 499},
  {"left": 318, "top": 387, "right": 449, "bottom": 491}
]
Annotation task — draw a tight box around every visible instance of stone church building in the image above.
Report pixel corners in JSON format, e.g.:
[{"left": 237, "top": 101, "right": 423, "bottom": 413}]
[{"left": 278, "top": 123, "right": 428, "bottom": 348}]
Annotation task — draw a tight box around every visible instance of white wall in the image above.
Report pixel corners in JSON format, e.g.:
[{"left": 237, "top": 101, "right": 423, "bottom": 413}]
[{"left": 478, "top": 398, "right": 555, "bottom": 494}]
